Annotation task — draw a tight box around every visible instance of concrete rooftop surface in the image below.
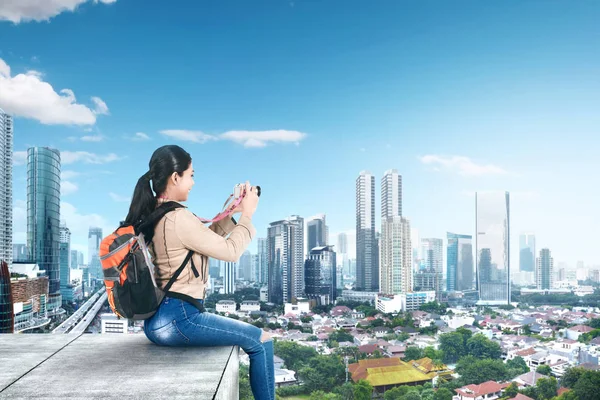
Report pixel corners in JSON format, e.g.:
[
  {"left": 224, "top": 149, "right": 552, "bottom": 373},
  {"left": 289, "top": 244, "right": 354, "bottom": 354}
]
[{"left": 0, "top": 334, "right": 239, "bottom": 399}]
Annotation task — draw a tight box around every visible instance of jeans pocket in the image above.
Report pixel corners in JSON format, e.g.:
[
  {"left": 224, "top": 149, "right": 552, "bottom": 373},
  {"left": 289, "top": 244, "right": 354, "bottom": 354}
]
[{"left": 150, "top": 320, "right": 190, "bottom": 346}]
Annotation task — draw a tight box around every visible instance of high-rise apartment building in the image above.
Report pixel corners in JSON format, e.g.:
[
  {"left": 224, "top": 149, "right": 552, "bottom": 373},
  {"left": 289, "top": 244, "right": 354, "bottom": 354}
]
[
  {"left": 267, "top": 216, "right": 304, "bottom": 304},
  {"left": 356, "top": 171, "right": 377, "bottom": 291},
  {"left": 0, "top": 109, "right": 12, "bottom": 267}
]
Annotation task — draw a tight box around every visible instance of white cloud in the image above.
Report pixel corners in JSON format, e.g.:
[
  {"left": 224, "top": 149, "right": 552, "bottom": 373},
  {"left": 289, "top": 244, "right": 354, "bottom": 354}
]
[
  {"left": 60, "top": 150, "right": 121, "bottom": 164},
  {"left": 80, "top": 134, "right": 104, "bottom": 142},
  {"left": 160, "top": 129, "right": 217, "bottom": 144},
  {"left": 13, "top": 151, "right": 27, "bottom": 165},
  {"left": 62, "top": 180, "right": 78, "bottom": 195},
  {"left": 60, "top": 201, "right": 114, "bottom": 260},
  {"left": 91, "top": 96, "right": 109, "bottom": 115},
  {"left": 61, "top": 170, "right": 80, "bottom": 180},
  {"left": 419, "top": 155, "right": 507, "bottom": 176},
  {"left": 0, "top": 0, "right": 117, "bottom": 24},
  {"left": 109, "top": 192, "right": 130, "bottom": 202},
  {"left": 159, "top": 129, "right": 308, "bottom": 148},
  {"left": 220, "top": 130, "right": 307, "bottom": 148},
  {"left": 0, "top": 58, "right": 107, "bottom": 125},
  {"left": 131, "top": 132, "right": 150, "bottom": 141}
]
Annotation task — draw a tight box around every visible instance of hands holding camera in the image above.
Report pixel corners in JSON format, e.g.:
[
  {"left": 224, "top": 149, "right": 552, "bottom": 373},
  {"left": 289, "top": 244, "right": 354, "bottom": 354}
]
[{"left": 232, "top": 181, "right": 259, "bottom": 219}]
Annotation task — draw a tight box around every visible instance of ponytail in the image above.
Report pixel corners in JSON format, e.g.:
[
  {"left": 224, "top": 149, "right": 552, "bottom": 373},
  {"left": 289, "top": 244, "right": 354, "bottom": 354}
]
[{"left": 124, "top": 172, "right": 157, "bottom": 226}]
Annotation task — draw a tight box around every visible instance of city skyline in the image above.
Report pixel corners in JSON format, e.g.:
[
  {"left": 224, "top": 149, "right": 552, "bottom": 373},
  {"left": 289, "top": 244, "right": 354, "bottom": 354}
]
[{"left": 1, "top": 1, "right": 599, "bottom": 269}]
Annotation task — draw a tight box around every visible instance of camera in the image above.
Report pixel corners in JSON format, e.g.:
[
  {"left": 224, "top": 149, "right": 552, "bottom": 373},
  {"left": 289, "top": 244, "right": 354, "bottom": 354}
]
[{"left": 234, "top": 183, "right": 261, "bottom": 199}]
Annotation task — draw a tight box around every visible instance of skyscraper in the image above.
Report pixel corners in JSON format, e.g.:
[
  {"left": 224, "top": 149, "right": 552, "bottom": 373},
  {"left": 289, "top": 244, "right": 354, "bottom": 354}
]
[
  {"left": 222, "top": 261, "right": 236, "bottom": 294},
  {"left": 304, "top": 245, "right": 337, "bottom": 305},
  {"left": 307, "top": 214, "right": 328, "bottom": 253},
  {"left": 421, "top": 238, "right": 443, "bottom": 274},
  {"left": 27, "top": 147, "right": 61, "bottom": 296},
  {"left": 446, "top": 233, "right": 474, "bottom": 292},
  {"left": 476, "top": 191, "right": 510, "bottom": 305},
  {"left": 356, "top": 171, "right": 377, "bottom": 291},
  {"left": 59, "top": 222, "right": 71, "bottom": 300},
  {"left": 267, "top": 216, "right": 304, "bottom": 304},
  {"left": 519, "top": 233, "right": 536, "bottom": 272},
  {"left": 239, "top": 251, "right": 252, "bottom": 281},
  {"left": 0, "top": 261, "right": 14, "bottom": 333},
  {"left": 88, "top": 227, "right": 103, "bottom": 281},
  {"left": 336, "top": 232, "right": 350, "bottom": 278},
  {"left": 257, "top": 237, "right": 268, "bottom": 284},
  {"left": 381, "top": 169, "right": 402, "bottom": 218},
  {"left": 380, "top": 216, "right": 411, "bottom": 295},
  {"left": 536, "top": 248, "right": 554, "bottom": 290},
  {"left": 0, "top": 109, "right": 13, "bottom": 267}
]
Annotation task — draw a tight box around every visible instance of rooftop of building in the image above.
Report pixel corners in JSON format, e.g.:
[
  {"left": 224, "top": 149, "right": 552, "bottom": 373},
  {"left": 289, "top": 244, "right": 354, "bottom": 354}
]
[{"left": 0, "top": 334, "right": 238, "bottom": 399}]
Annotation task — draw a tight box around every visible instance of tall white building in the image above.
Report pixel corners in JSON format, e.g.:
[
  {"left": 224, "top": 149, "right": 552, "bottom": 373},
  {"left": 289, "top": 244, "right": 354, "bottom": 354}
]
[
  {"left": 88, "top": 227, "right": 103, "bottom": 280},
  {"left": 257, "top": 237, "right": 268, "bottom": 284},
  {"left": 307, "top": 214, "right": 328, "bottom": 254},
  {"left": 536, "top": 248, "right": 554, "bottom": 290},
  {"left": 267, "top": 216, "right": 304, "bottom": 304},
  {"left": 380, "top": 216, "right": 412, "bottom": 295},
  {"left": 222, "top": 261, "right": 236, "bottom": 294},
  {"left": 381, "top": 169, "right": 402, "bottom": 219},
  {"left": 0, "top": 109, "right": 13, "bottom": 266},
  {"left": 356, "top": 171, "right": 377, "bottom": 291}
]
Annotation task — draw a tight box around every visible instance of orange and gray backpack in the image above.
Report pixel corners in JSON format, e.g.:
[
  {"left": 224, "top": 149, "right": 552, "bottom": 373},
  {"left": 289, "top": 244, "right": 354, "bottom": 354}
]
[{"left": 99, "top": 201, "right": 203, "bottom": 320}]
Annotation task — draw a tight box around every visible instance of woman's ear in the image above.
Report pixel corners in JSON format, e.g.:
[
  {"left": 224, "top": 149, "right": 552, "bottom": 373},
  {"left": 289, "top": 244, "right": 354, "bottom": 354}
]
[{"left": 171, "top": 172, "right": 179, "bottom": 186}]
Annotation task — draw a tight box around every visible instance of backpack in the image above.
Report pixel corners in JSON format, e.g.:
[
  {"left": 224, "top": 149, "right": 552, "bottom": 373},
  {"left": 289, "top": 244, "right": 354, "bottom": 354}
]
[{"left": 99, "top": 201, "right": 203, "bottom": 320}]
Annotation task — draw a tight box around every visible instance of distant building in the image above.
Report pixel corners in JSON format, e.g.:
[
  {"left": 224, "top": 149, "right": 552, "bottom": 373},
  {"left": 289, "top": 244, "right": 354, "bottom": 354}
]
[
  {"left": 307, "top": 214, "right": 328, "bottom": 253},
  {"left": 101, "top": 313, "right": 127, "bottom": 334},
  {"left": 519, "top": 233, "right": 536, "bottom": 273},
  {"left": 447, "top": 233, "right": 473, "bottom": 292},
  {"left": 216, "top": 300, "right": 236, "bottom": 314},
  {"left": 240, "top": 300, "right": 261, "bottom": 313},
  {"left": 304, "top": 245, "right": 337, "bottom": 305},
  {"left": 340, "top": 290, "right": 377, "bottom": 304},
  {"left": 27, "top": 147, "right": 62, "bottom": 313},
  {"left": 0, "top": 261, "right": 14, "bottom": 333},
  {"left": 256, "top": 238, "right": 268, "bottom": 284},
  {"left": 59, "top": 222, "right": 72, "bottom": 302},
  {"left": 536, "top": 248, "right": 554, "bottom": 290},
  {"left": 0, "top": 109, "right": 13, "bottom": 268},
  {"left": 260, "top": 286, "right": 268, "bottom": 302},
  {"left": 88, "top": 227, "right": 103, "bottom": 281},
  {"left": 222, "top": 261, "right": 236, "bottom": 294},
  {"left": 375, "top": 291, "right": 436, "bottom": 313},
  {"left": 284, "top": 300, "right": 311, "bottom": 315},
  {"left": 380, "top": 216, "right": 411, "bottom": 295},
  {"left": 356, "top": 171, "right": 377, "bottom": 291},
  {"left": 267, "top": 216, "right": 304, "bottom": 304},
  {"left": 476, "top": 191, "right": 510, "bottom": 305},
  {"left": 13, "top": 244, "right": 28, "bottom": 263}
]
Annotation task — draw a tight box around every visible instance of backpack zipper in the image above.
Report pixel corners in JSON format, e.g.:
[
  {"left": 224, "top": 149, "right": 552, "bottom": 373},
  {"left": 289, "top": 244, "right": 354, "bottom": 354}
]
[{"left": 100, "top": 237, "right": 136, "bottom": 261}]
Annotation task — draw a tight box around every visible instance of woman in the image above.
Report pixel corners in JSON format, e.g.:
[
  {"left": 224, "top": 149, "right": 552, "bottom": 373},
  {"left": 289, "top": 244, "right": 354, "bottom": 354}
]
[{"left": 124, "top": 145, "right": 274, "bottom": 400}]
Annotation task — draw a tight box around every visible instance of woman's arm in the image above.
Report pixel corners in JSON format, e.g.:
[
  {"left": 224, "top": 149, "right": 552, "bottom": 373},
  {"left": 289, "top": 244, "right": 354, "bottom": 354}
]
[
  {"left": 174, "top": 209, "right": 255, "bottom": 262},
  {"left": 208, "top": 217, "right": 237, "bottom": 237}
]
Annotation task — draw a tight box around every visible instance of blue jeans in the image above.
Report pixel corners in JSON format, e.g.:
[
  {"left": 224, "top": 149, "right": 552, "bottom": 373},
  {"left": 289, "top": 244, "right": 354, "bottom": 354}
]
[{"left": 143, "top": 296, "right": 275, "bottom": 400}]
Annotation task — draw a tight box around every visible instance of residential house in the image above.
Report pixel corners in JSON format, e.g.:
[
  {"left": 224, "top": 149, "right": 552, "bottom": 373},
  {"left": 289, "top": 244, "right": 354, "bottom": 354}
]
[
  {"left": 512, "top": 371, "right": 548, "bottom": 387},
  {"left": 454, "top": 381, "right": 510, "bottom": 400},
  {"left": 565, "top": 325, "right": 594, "bottom": 341}
]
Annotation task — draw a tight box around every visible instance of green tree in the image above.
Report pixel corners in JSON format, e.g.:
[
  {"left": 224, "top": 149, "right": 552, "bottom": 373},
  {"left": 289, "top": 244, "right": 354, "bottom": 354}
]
[
  {"left": 423, "top": 346, "right": 444, "bottom": 362},
  {"left": 433, "top": 388, "right": 453, "bottom": 400},
  {"left": 439, "top": 332, "right": 466, "bottom": 363},
  {"left": 506, "top": 356, "right": 529, "bottom": 377},
  {"left": 299, "top": 354, "right": 346, "bottom": 392},
  {"left": 353, "top": 379, "right": 374, "bottom": 400},
  {"left": 329, "top": 329, "right": 355, "bottom": 344},
  {"left": 561, "top": 367, "right": 585, "bottom": 388},
  {"left": 384, "top": 386, "right": 410, "bottom": 400},
  {"left": 333, "top": 383, "right": 355, "bottom": 400},
  {"left": 402, "top": 392, "right": 422, "bottom": 400},
  {"left": 455, "top": 356, "right": 508, "bottom": 384},
  {"left": 274, "top": 341, "right": 318, "bottom": 371},
  {"left": 536, "top": 377, "right": 558, "bottom": 400},
  {"left": 371, "top": 318, "right": 385, "bottom": 327},
  {"left": 239, "top": 364, "right": 253, "bottom": 400},
  {"left": 504, "top": 382, "right": 519, "bottom": 398},
  {"left": 465, "top": 334, "right": 501, "bottom": 359},
  {"left": 310, "top": 390, "right": 342, "bottom": 400},
  {"left": 536, "top": 364, "right": 552, "bottom": 376},
  {"left": 403, "top": 346, "right": 424, "bottom": 361},
  {"left": 421, "top": 388, "right": 435, "bottom": 400},
  {"left": 573, "top": 370, "right": 600, "bottom": 400}
]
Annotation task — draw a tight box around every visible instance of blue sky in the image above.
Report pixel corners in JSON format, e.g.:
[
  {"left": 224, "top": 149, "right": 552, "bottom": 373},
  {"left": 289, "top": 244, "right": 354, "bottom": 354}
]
[{"left": 1, "top": 0, "right": 599, "bottom": 268}]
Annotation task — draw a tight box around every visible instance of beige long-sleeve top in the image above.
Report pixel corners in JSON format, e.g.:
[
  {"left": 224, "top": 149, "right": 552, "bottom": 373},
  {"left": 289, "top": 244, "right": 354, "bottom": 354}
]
[{"left": 150, "top": 203, "right": 256, "bottom": 299}]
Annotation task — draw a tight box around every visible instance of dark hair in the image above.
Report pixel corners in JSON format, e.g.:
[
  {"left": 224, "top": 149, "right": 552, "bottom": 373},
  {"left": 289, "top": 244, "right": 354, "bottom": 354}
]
[{"left": 124, "top": 145, "right": 191, "bottom": 226}]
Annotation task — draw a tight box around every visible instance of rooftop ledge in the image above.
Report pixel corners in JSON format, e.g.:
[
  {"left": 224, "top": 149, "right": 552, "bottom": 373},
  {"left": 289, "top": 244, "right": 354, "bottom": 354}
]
[{"left": 0, "top": 334, "right": 239, "bottom": 399}]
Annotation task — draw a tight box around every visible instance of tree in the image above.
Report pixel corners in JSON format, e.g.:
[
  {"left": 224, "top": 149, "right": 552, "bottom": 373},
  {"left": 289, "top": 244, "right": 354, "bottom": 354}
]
[
  {"left": 455, "top": 356, "right": 508, "bottom": 384},
  {"left": 573, "top": 370, "right": 600, "bottom": 400},
  {"left": 423, "top": 346, "right": 444, "bottom": 362},
  {"left": 274, "top": 341, "right": 318, "bottom": 371},
  {"left": 504, "top": 382, "right": 519, "bottom": 398},
  {"left": 310, "top": 390, "right": 342, "bottom": 400},
  {"left": 329, "top": 329, "right": 355, "bottom": 344},
  {"left": 439, "top": 332, "right": 466, "bottom": 363},
  {"left": 239, "top": 364, "right": 253, "bottom": 400},
  {"left": 466, "top": 334, "right": 501, "bottom": 359},
  {"left": 421, "top": 389, "right": 435, "bottom": 400},
  {"left": 300, "top": 355, "right": 346, "bottom": 393},
  {"left": 402, "top": 392, "right": 422, "bottom": 400},
  {"left": 506, "top": 356, "right": 529, "bottom": 376},
  {"left": 384, "top": 386, "right": 410, "bottom": 400},
  {"left": 561, "top": 367, "right": 585, "bottom": 388},
  {"left": 537, "top": 365, "right": 553, "bottom": 376},
  {"left": 353, "top": 379, "right": 374, "bottom": 400},
  {"left": 371, "top": 318, "right": 385, "bottom": 327},
  {"left": 433, "top": 388, "right": 453, "bottom": 400},
  {"left": 588, "top": 318, "right": 600, "bottom": 329},
  {"left": 403, "top": 346, "right": 424, "bottom": 361},
  {"left": 333, "top": 383, "right": 355, "bottom": 400},
  {"left": 536, "top": 377, "right": 558, "bottom": 400}
]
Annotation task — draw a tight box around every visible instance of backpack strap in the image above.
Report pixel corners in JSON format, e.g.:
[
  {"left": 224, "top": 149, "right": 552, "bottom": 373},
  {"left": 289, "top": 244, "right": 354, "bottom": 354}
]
[
  {"left": 163, "top": 250, "right": 194, "bottom": 293},
  {"left": 163, "top": 250, "right": 205, "bottom": 312},
  {"left": 136, "top": 201, "right": 185, "bottom": 242}
]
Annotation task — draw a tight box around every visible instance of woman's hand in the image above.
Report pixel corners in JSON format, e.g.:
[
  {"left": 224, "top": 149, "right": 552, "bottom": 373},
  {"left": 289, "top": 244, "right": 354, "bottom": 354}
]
[{"left": 231, "top": 181, "right": 259, "bottom": 218}]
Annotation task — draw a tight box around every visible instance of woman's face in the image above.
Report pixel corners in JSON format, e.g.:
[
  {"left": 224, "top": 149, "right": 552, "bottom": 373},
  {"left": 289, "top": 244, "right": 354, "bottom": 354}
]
[{"left": 169, "top": 162, "right": 195, "bottom": 202}]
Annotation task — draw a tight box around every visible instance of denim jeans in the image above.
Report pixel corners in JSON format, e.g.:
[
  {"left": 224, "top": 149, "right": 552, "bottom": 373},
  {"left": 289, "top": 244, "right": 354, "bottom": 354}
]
[{"left": 144, "top": 296, "right": 275, "bottom": 400}]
